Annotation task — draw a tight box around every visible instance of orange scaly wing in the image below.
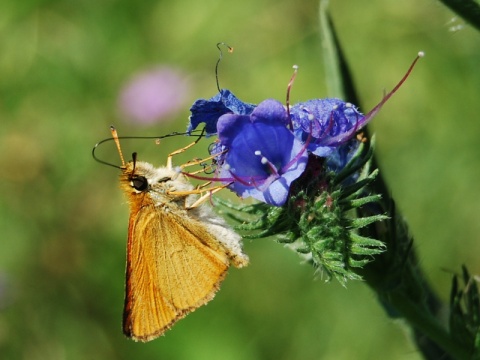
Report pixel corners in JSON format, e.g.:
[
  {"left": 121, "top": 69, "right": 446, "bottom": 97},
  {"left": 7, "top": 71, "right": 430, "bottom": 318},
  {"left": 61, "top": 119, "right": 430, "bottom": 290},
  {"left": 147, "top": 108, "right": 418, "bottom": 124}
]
[{"left": 122, "top": 204, "right": 230, "bottom": 342}]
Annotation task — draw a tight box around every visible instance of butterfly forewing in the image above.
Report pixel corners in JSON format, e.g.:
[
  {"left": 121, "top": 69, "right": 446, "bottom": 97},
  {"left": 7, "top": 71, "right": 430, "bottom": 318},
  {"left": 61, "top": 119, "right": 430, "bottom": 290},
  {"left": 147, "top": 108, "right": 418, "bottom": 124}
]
[{"left": 123, "top": 204, "right": 230, "bottom": 342}]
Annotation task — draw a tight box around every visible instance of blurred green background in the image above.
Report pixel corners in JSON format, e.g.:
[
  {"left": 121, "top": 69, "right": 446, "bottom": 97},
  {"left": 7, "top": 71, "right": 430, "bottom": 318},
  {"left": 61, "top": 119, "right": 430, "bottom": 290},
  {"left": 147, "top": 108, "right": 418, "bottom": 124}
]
[{"left": 1, "top": 0, "right": 480, "bottom": 359}]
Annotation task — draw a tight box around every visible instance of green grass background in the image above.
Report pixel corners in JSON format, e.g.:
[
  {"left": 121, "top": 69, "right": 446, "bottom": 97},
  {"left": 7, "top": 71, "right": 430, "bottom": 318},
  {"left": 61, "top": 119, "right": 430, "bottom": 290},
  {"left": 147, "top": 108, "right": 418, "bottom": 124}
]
[{"left": 1, "top": 0, "right": 480, "bottom": 359}]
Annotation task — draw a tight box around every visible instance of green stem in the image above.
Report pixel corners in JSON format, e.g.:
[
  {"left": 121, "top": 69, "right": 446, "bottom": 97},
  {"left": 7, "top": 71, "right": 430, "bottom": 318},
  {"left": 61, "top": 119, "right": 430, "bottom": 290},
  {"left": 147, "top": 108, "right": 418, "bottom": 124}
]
[
  {"left": 318, "top": 2, "right": 477, "bottom": 357},
  {"left": 386, "top": 291, "right": 471, "bottom": 359},
  {"left": 354, "top": 144, "right": 470, "bottom": 359}
]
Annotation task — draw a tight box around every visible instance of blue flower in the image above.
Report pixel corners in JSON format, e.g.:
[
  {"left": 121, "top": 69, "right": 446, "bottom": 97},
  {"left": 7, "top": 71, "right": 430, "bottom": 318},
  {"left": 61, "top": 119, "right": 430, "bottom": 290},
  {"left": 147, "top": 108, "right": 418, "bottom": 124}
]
[
  {"left": 213, "top": 99, "right": 308, "bottom": 206},
  {"left": 188, "top": 89, "right": 256, "bottom": 136},
  {"left": 289, "top": 98, "right": 365, "bottom": 157}
]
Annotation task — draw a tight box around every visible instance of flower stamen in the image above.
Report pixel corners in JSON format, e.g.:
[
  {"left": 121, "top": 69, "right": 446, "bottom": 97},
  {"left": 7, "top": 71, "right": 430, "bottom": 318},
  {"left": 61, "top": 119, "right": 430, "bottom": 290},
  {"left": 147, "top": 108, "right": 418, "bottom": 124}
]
[
  {"left": 255, "top": 150, "right": 280, "bottom": 177},
  {"left": 286, "top": 65, "right": 299, "bottom": 131},
  {"left": 360, "top": 51, "right": 424, "bottom": 126},
  {"left": 281, "top": 119, "right": 312, "bottom": 174}
]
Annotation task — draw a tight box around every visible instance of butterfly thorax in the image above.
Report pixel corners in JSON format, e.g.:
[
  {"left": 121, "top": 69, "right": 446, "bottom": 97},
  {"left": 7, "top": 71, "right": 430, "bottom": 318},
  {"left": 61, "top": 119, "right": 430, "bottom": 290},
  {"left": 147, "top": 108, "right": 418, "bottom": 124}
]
[{"left": 119, "top": 161, "right": 194, "bottom": 212}]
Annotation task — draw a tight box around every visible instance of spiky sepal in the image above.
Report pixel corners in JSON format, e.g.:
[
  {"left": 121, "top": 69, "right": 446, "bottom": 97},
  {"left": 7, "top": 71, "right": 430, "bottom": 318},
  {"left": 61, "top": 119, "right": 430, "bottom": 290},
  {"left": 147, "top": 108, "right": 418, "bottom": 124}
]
[{"left": 217, "top": 138, "right": 386, "bottom": 285}]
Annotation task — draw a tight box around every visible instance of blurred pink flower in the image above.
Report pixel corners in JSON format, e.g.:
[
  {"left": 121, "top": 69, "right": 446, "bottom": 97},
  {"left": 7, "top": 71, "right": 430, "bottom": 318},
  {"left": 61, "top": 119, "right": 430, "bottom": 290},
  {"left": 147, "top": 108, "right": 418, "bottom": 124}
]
[{"left": 118, "top": 66, "right": 190, "bottom": 125}]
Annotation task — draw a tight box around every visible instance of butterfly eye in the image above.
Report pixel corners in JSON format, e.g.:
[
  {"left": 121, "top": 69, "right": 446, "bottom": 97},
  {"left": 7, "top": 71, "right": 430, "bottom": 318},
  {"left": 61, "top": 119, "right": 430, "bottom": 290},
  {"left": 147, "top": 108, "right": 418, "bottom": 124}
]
[{"left": 131, "top": 176, "right": 148, "bottom": 191}]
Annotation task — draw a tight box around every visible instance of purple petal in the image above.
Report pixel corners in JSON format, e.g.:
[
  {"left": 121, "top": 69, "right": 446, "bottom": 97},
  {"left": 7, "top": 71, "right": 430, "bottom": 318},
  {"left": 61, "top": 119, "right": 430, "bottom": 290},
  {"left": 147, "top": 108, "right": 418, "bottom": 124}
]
[
  {"left": 215, "top": 99, "right": 308, "bottom": 206},
  {"left": 188, "top": 89, "right": 256, "bottom": 136}
]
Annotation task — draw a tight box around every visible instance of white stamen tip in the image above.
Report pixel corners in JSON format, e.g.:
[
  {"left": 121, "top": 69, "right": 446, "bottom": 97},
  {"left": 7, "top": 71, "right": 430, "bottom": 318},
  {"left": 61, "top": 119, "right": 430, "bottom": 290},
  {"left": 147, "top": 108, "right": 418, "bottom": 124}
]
[
  {"left": 418, "top": 51, "right": 425, "bottom": 58},
  {"left": 307, "top": 114, "right": 315, "bottom": 121},
  {"left": 261, "top": 157, "right": 268, "bottom": 165},
  {"left": 292, "top": 64, "right": 298, "bottom": 70},
  {"left": 254, "top": 150, "right": 262, "bottom": 156},
  {"left": 223, "top": 164, "right": 231, "bottom": 170},
  {"left": 346, "top": 102, "right": 352, "bottom": 108},
  {"left": 332, "top": 105, "right": 338, "bottom": 110}
]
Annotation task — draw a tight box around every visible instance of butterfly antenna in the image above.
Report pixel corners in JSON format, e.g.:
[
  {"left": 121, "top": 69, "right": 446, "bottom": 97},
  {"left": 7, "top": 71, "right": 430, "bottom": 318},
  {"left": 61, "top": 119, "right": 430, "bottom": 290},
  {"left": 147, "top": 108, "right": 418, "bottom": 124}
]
[{"left": 110, "top": 126, "right": 126, "bottom": 167}]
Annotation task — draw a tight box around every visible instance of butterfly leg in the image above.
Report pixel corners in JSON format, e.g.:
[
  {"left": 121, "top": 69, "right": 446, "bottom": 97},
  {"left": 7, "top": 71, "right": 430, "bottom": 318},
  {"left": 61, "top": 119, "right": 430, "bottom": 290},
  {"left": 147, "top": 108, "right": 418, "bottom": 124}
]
[
  {"left": 178, "top": 149, "right": 227, "bottom": 171},
  {"left": 166, "top": 128, "right": 208, "bottom": 169},
  {"left": 167, "top": 140, "right": 201, "bottom": 170},
  {"left": 185, "top": 184, "right": 229, "bottom": 209},
  {"left": 196, "top": 181, "right": 213, "bottom": 189},
  {"left": 167, "top": 183, "right": 231, "bottom": 209}
]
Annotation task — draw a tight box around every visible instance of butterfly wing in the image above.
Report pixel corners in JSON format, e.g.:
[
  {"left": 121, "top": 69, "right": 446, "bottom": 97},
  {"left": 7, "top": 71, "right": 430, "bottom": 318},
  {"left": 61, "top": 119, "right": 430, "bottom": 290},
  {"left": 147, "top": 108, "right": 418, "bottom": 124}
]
[{"left": 122, "top": 204, "right": 230, "bottom": 342}]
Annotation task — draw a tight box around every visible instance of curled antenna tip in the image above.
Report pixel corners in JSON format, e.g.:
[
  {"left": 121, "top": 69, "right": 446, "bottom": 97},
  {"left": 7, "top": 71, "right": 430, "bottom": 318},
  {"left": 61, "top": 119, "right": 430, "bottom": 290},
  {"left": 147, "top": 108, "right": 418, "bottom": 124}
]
[{"left": 418, "top": 51, "right": 425, "bottom": 57}]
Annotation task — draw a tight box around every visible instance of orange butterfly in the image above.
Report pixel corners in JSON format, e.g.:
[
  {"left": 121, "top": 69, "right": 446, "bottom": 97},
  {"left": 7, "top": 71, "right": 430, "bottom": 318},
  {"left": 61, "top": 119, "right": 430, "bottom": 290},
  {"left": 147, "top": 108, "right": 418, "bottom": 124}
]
[{"left": 110, "top": 127, "right": 248, "bottom": 342}]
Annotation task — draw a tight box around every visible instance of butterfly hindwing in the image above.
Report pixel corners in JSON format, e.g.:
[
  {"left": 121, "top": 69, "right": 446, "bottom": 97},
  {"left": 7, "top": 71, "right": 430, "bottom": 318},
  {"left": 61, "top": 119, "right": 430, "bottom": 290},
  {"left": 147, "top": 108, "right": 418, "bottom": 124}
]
[{"left": 123, "top": 204, "right": 230, "bottom": 342}]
